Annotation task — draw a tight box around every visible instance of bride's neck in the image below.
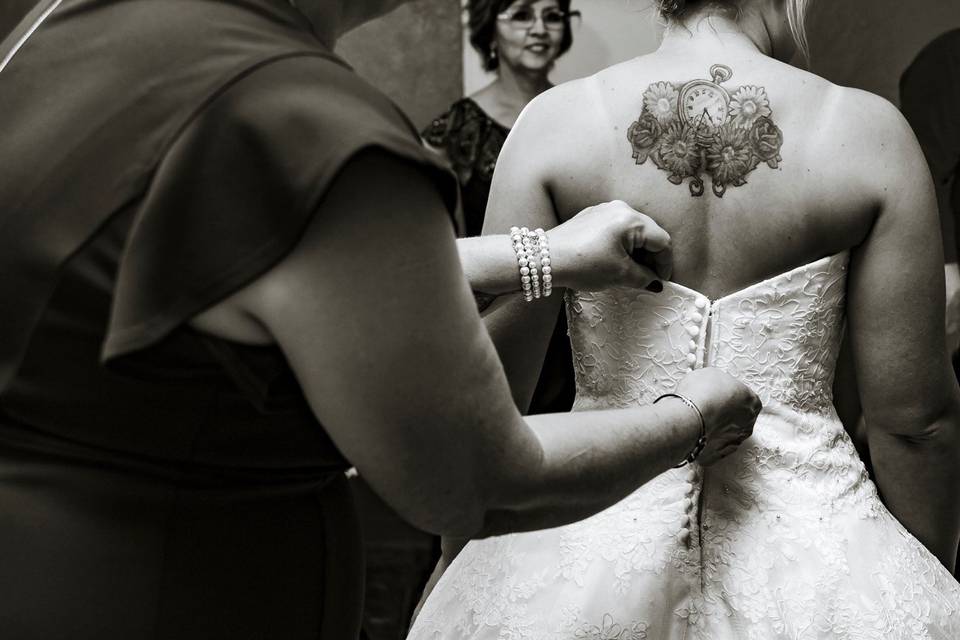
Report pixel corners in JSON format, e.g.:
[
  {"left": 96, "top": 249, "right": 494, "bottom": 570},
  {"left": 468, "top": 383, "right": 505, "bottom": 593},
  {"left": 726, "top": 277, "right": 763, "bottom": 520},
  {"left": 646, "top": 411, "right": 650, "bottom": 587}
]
[{"left": 657, "top": 11, "right": 774, "bottom": 58}]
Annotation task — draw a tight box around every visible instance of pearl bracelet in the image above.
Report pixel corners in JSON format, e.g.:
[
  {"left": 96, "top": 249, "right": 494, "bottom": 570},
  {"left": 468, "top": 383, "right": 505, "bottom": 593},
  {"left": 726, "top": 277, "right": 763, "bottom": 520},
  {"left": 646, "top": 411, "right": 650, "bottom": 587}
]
[
  {"left": 536, "top": 228, "right": 553, "bottom": 298},
  {"left": 654, "top": 392, "right": 707, "bottom": 467},
  {"left": 510, "top": 226, "right": 553, "bottom": 301},
  {"left": 510, "top": 226, "right": 535, "bottom": 301}
]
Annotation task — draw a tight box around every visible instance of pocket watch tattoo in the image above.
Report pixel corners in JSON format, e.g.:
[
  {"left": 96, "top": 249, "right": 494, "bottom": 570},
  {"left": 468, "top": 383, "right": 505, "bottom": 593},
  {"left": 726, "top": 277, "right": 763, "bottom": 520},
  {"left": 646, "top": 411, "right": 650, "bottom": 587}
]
[{"left": 626, "top": 64, "right": 784, "bottom": 197}]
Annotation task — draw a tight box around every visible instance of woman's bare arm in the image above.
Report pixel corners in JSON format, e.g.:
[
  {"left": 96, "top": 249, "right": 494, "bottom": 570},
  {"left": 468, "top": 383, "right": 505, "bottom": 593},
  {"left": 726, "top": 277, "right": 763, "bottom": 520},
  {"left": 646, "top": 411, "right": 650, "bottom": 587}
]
[
  {"left": 846, "top": 93, "right": 960, "bottom": 571},
  {"left": 474, "top": 91, "right": 671, "bottom": 411},
  {"left": 223, "top": 150, "right": 753, "bottom": 539}
]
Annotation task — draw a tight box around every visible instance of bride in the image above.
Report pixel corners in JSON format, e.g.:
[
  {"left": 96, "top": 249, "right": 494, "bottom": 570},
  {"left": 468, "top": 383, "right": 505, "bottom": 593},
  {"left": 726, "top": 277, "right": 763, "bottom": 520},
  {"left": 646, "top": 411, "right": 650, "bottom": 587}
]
[{"left": 410, "top": 0, "right": 960, "bottom": 637}]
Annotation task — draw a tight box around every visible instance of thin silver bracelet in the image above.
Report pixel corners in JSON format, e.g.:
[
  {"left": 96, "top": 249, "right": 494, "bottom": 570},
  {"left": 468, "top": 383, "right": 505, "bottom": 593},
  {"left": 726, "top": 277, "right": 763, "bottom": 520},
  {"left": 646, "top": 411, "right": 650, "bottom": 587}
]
[{"left": 654, "top": 392, "right": 707, "bottom": 467}]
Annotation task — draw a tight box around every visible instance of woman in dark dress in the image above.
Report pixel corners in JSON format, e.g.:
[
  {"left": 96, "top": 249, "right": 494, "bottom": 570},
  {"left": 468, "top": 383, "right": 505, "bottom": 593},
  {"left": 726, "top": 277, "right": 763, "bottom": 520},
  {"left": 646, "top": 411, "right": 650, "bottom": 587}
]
[
  {"left": 0, "top": 0, "right": 761, "bottom": 637},
  {"left": 424, "top": 0, "right": 580, "bottom": 416}
]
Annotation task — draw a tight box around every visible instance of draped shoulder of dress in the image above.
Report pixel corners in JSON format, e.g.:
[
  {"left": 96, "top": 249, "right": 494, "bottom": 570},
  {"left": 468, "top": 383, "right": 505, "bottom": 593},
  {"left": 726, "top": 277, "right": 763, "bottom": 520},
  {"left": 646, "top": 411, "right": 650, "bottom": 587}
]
[{"left": 0, "top": 1, "right": 456, "bottom": 638}]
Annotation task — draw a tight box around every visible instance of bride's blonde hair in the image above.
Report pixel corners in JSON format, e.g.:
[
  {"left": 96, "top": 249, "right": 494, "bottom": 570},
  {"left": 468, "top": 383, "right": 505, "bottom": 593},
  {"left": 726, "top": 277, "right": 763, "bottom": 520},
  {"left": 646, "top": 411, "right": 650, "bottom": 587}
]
[{"left": 657, "top": 0, "right": 812, "bottom": 60}]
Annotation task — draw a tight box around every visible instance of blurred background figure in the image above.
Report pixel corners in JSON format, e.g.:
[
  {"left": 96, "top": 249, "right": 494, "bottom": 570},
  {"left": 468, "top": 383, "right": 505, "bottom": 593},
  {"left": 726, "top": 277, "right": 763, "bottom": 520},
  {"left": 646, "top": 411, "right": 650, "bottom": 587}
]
[
  {"left": 900, "top": 29, "right": 960, "bottom": 367},
  {"left": 900, "top": 27, "right": 960, "bottom": 576}
]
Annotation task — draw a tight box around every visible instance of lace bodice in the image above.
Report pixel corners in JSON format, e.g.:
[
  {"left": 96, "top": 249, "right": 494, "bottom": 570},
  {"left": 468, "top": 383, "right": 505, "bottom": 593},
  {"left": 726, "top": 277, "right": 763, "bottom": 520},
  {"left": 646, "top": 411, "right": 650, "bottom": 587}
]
[
  {"left": 410, "top": 251, "right": 960, "bottom": 640},
  {"left": 568, "top": 251, "right": 847, "bottom": 413}
]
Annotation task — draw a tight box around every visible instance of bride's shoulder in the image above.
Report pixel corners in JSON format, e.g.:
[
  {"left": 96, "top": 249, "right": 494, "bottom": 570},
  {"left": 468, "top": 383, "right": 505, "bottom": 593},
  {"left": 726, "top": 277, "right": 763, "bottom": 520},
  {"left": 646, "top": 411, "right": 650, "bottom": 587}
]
[
  {"left": 508, "top": 77, "right": 603, "bottom": 150},
  {"left": 810, "top": 82, "right": 919, "bottom": 165}
]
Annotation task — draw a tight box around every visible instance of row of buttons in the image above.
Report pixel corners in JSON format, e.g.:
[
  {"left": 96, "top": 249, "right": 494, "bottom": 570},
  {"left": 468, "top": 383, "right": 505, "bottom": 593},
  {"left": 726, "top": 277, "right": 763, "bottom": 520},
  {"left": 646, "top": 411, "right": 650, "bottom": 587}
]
[{"left": 678, "top": 465, "right": 700, "bottom": 546}]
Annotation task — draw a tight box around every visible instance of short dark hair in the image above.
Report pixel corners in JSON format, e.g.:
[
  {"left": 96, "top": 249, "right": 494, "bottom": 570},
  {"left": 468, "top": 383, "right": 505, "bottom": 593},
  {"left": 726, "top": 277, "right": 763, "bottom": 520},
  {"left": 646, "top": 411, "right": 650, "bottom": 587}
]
[{"left": 468, "top": 0, "right": 576, "bottom": 72}]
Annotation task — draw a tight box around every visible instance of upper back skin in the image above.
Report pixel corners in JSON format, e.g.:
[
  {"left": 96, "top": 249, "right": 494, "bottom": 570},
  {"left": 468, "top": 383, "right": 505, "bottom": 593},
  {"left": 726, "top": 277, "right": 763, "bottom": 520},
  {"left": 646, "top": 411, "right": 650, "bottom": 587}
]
[{"left": 523, "top": 46, "right": 908, "bottom": 299}]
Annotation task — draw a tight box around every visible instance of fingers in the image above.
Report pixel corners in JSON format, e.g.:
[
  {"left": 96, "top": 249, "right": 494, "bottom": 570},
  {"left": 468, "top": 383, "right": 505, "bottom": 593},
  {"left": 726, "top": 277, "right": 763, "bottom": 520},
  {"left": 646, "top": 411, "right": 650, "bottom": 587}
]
[
  {"left": 637, "top": 226, "right": 673, "bottom": 281},
  {"left": 610, "top": 204, "right": 672, "bottom": 282},
  {"left": 717, "top": 442, "right": 740, "bottom": 458},
  {"left": 620, "top": 260, "right": 662, "bottom": 290},
  {"left": 651, "top": 244, "right": 674, "bottom": 281}
]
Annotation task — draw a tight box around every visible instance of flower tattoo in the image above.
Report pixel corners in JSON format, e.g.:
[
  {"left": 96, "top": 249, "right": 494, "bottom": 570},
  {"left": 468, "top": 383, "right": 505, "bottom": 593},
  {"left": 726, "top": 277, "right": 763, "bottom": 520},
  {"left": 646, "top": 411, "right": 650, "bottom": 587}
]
[
  {"left": 750, "top": 116, "right": 784, "bottom": 168},
  {"left": 643, "top": 81, "right": 680, "bottom": 124},
  {"left": 707, "top": 124, "right": 754, "bottom": 195},
  {"left": 660, "top": 122, "right": 702, "bottom": 181},
  {"left": 627, "top": 112, "right": 662, "bottom": 164},
  {"left": 626, "top": 64, "right": 784, "bottom": 197},
  {"left": 729, "top": 85, "right": 772, "bottom": 129}
]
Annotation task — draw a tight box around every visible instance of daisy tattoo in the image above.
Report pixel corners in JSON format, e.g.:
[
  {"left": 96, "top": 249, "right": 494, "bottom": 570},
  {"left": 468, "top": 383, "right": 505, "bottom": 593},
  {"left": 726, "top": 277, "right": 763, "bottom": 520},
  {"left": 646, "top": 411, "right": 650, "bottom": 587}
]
[{"left": 626, "top": 64, "right": 784, "bottom": 197}]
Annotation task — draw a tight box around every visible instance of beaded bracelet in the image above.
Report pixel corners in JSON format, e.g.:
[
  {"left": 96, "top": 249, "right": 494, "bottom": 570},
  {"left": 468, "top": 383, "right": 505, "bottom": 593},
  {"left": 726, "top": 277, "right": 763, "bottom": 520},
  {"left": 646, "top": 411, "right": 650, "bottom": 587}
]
[
  {"left": 510, "top": 226, "right": 553, "bottom": 301},
  {"left": 535, "top": 228, "right": 553, "bottom": 298},
  {"left": 522, "top": 229, "right": 541, "bottom": 299},
  {"left": 654, "top": 392, "right": 707, "bottom": 467},
  {"left": 510, "top": 226, "right": 535, "bottom": 301}
]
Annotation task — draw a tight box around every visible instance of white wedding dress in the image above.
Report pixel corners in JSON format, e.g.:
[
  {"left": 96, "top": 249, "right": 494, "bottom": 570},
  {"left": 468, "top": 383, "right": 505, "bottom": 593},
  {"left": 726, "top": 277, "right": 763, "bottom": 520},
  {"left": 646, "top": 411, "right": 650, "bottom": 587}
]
[{"left": 409, "top": 251, "right": 960, "bottom": 640}]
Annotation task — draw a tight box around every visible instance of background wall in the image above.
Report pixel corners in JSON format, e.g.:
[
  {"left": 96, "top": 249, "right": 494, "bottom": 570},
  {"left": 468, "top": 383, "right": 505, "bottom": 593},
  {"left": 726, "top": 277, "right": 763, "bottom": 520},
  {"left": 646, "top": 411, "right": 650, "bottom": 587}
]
[
  {"left": 338, "top": 0, "right": 463, "bottom": 128},
  {"left": 806, "top": 0, "right": 960, "bottom": 105}
]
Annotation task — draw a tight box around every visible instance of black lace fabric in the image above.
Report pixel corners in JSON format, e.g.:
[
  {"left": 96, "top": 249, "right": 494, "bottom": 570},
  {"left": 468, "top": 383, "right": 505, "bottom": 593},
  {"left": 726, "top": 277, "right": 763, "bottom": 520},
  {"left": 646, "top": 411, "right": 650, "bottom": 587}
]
[{"left": 422, "top": 98, "right": 509, "bottom": 239}]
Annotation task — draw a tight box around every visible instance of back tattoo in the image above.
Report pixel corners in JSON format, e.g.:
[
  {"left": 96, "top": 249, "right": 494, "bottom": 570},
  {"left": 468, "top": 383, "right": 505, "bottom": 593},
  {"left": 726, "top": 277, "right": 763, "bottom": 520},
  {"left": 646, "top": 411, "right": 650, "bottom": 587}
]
[{"left": 626, "top": 64, "right": 784, "bottom": 198}]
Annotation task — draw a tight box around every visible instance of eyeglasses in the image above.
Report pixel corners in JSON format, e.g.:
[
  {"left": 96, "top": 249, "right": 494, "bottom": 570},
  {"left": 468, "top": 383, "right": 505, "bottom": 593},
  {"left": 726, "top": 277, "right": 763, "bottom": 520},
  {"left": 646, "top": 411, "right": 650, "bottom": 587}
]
[{"left": 496, "top": 6, "right": 580, "bottom": 31}]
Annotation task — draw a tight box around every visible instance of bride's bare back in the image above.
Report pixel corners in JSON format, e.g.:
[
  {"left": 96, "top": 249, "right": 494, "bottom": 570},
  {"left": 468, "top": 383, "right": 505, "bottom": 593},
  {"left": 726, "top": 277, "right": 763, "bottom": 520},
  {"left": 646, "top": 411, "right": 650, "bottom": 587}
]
[
  {"left": 480, "top": 14, "right": 960, "bottom": 568},
  {"left": 492, "top": 44, "right": 919, "bottom": 298}
]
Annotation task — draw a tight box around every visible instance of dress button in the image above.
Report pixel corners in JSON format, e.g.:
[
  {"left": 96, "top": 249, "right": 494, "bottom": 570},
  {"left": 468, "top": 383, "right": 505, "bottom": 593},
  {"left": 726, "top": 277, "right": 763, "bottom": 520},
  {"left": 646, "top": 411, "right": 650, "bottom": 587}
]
[
  {"left": 680, "top": 515, "right": 691, "bottom": 528},
  {"left": 681, "top": 498, "right": 693, "bottom": 512},
  {"left": 688, "top": 340, "right": 697, "bottom": 351},
  {"left": 686, "top": 353, "right": 697, "bottom": 366},
  {"left": 695, "top": 298, "right": 707, "bottom": 310},
  {"left": 685, "top": 482, "right": 696, "bottom": 497},
  {"left": 678, "top": 528, "right": 691, "bottom": 544},
  {"left": 687, "top": 325, "right": 700, "bottom": 337},
  {"left": 691, "top": 312, "right": 704, "bottom": 323}
]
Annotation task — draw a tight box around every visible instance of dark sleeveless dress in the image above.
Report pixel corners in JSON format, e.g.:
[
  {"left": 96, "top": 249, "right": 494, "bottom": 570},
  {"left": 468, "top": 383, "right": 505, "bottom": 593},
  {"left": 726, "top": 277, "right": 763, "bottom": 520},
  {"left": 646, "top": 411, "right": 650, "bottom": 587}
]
[{"left": 0, "top": 1, "right": 456, "bottom": 638}]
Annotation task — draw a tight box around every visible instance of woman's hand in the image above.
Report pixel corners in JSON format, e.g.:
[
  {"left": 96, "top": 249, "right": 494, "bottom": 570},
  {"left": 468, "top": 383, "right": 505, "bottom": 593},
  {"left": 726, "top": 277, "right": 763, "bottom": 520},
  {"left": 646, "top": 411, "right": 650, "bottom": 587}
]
[
  {"left": 673, "top": 368, "right": 762, "bottom": 466},
  {"left": 547, "top": 200, "right": 673, "bottom": 292}
]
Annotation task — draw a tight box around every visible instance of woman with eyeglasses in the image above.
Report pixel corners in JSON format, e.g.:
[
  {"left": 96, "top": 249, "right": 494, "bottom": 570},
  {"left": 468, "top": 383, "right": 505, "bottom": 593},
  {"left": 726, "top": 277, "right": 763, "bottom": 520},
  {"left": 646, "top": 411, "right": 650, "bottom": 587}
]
[{"left": 425, "top": 0, "right": 578, "bottom": 240}]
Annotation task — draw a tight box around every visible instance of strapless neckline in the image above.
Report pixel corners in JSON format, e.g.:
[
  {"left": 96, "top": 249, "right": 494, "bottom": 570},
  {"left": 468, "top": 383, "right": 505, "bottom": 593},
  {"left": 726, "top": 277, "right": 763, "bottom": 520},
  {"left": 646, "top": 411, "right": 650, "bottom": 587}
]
[{"left": 664, "top": 250, "right": 849, "bottom": 304}]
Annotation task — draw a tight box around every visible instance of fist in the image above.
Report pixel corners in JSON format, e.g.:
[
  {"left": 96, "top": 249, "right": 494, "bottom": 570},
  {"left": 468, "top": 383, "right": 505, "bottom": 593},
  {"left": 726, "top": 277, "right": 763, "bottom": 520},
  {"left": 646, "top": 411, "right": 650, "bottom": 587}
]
[
  {"left": 548, "top": 201, "right": 673, "bottom": 292},
  {"left": 675, "top": 368, "right": 761, "bottom": 466}
]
